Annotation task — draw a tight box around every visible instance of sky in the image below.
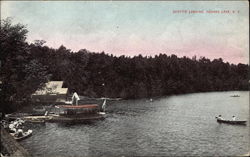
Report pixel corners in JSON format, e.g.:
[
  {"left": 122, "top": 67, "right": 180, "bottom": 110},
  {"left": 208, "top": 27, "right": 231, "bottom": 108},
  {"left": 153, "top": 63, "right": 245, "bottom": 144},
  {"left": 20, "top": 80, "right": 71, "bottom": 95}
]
[{"left": 1, "top": 1, "right": 249, "bottom": 64}]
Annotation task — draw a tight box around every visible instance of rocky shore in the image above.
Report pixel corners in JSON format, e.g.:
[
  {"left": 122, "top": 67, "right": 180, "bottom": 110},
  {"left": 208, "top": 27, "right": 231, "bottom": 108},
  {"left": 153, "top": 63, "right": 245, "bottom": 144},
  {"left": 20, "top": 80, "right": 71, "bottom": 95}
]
[{"left": 0, "top": 127, "right": 31, "bottom": 157}]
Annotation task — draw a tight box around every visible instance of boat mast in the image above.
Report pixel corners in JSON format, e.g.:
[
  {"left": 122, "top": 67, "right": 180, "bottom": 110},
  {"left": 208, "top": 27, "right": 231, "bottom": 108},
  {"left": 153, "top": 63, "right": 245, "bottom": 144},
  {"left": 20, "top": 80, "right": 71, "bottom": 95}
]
[{"left": 101, "top": 99, "right": 107, "bottom": 112}]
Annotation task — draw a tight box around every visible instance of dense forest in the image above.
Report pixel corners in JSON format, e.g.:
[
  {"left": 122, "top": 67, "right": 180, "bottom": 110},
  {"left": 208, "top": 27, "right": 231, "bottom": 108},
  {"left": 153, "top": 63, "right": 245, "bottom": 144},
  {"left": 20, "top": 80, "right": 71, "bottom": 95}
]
[{"left": 0, "top": 19, "right": 249, "bottom": 113}]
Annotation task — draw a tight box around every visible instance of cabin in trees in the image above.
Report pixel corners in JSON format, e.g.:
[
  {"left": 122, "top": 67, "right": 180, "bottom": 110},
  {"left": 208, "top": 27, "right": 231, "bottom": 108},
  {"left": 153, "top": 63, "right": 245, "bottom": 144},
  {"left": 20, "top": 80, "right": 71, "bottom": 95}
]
[{"left": 31, "top": 81, "right": 69, "bottom": 105}]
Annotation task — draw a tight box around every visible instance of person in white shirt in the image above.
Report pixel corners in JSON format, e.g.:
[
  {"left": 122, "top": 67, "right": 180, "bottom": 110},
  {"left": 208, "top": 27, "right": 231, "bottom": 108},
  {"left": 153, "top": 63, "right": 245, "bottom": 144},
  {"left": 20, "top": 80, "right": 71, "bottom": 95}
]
[
  {"left": 16, "top": 129, "right": 24, "bottom": 137},
  {"left": 232, "top": 116, "right": 236, "bottom": 121},
  {"left": 217, "top": 115, "right": 223, "bottom": 120}
]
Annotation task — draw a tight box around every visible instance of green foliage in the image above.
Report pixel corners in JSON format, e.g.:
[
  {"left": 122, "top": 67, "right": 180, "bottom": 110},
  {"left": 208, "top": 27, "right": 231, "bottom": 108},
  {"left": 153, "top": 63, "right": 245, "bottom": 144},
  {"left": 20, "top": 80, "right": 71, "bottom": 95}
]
[
  {"left": 0, "top": 18, "right": 49, "bottom": 113},
  {"left": 29, "top": 45, "right": 248, "bottom": 99},
  {"left": 1, "top": 19, "right": 249, "bottom": 114}
]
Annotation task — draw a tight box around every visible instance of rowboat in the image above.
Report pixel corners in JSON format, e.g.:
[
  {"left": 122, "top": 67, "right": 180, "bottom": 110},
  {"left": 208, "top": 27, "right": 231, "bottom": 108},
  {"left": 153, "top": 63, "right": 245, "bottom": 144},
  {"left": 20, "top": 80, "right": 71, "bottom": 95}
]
[
  {"left": 11, "top": 129, "right": 33, "bottom": 141},
  {"left": 216, "top": 119, "right": 247, "bottom": 125}
]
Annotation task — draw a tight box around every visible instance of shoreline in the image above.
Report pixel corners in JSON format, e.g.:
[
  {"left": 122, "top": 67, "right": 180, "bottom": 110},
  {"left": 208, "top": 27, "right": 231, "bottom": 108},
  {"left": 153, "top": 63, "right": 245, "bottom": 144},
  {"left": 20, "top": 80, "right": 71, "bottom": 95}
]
[{"left": 0, "top": 127, "right": 31, "bottom": 157}]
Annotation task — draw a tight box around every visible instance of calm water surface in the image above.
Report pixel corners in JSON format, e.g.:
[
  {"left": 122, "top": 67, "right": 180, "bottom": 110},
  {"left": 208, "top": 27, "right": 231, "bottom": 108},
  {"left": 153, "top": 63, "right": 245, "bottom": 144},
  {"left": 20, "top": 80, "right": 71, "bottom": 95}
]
[{"left": 21, "top": 91, "right": 249, "bottom": 156}]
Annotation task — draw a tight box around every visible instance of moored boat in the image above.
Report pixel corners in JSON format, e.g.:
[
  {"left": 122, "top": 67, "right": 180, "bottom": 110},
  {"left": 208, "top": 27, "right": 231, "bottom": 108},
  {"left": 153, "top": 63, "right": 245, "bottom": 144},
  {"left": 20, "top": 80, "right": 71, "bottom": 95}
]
[
  {"left": 216, "top": 119, "right": 247, "bottom": 125},
  {"left": 47, "top": 92, "right": 107, "bottom": 123},
  {"left": 50, "top": 104, "right": 105, "bottom": 123},
  {"left": 10, "top": 129, "right": 33, "bottom": 141}
]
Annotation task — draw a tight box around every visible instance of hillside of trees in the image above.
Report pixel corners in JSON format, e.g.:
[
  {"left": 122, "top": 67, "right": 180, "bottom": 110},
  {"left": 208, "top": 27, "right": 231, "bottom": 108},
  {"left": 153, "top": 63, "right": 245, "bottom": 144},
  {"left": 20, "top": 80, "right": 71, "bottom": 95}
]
[
  {"left": 1, "top": 18, "right": 249, "bottom": 113},
  {"left": 29, "top": 44, "right": 249, "bottom": 98}
]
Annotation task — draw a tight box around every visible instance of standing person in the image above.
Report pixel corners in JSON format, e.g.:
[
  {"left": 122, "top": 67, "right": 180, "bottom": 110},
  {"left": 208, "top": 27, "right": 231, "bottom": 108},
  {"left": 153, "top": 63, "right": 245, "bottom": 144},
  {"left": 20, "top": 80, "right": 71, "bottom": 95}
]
[
  {"left": 217, "top": 115, "right": 224, "bottom": 120},
  {"left": 232, "top": 116, "right": 236, "bottom": 121},
  {"left": 9, "top": 122, "right": 16, "bottom": 133}
]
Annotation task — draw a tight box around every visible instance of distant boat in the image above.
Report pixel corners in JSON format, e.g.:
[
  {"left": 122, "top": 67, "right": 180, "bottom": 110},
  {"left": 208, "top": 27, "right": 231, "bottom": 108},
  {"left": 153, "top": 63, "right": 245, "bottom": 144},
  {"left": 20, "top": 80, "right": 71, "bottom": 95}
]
[
  {"left": 5, "top": 113, "right": 31, "bottom": 120},
  {"left": 216, "top": 118, "right": 246, "bottom": 125},
  {"left": 230, "top": 95, "right": 240, "bottom": 97}
]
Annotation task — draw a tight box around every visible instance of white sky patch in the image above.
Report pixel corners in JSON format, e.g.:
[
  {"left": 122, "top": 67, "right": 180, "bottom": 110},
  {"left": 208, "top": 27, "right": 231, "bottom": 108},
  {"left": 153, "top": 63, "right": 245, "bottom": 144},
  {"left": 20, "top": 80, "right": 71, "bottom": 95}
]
[{"left": 1, "top": 1, "right": 249, "bottom": 64}]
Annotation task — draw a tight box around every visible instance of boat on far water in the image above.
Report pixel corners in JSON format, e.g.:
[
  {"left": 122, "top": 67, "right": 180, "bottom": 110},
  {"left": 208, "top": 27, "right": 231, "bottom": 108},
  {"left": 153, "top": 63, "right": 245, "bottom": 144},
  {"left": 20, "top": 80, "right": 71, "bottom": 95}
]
[
  {"left": 215, "top": 117, "right": 246, "bottom": 125},
  {"left": 230, "top": 95, "right": 240, "bottom": 97}
]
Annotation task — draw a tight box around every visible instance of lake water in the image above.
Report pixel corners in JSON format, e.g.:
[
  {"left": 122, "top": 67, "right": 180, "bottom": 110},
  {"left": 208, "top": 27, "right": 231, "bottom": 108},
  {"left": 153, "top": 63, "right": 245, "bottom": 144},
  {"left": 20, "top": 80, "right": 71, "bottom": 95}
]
[{"left": 21, "top": 91, "right": 249, "bottom": 156}]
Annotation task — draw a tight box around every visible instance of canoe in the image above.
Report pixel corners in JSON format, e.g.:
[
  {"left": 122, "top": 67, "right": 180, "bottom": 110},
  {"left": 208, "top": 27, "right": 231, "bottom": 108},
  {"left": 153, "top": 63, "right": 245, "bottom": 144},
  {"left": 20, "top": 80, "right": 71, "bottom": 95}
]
[
  {"left": 12, "top": 130, "right": 33, "bottom": 141},
  {"left": 217, "top": 119, "right": 247, "bottom": 125}
]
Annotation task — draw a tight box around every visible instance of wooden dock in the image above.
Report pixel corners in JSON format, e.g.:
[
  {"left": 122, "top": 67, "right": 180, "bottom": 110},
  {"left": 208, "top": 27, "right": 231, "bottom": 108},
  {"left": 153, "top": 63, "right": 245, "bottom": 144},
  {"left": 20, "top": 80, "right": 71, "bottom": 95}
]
[{"left": 22, "top": 114, "right": 105, "bottom": 123}]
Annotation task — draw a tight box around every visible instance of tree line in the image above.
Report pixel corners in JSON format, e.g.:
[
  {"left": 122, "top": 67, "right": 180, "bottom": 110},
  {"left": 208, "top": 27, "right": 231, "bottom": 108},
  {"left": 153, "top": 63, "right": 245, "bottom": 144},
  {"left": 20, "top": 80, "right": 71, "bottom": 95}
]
[{"left": 0, "top": 18, "right": 249, "bottom": 113}]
